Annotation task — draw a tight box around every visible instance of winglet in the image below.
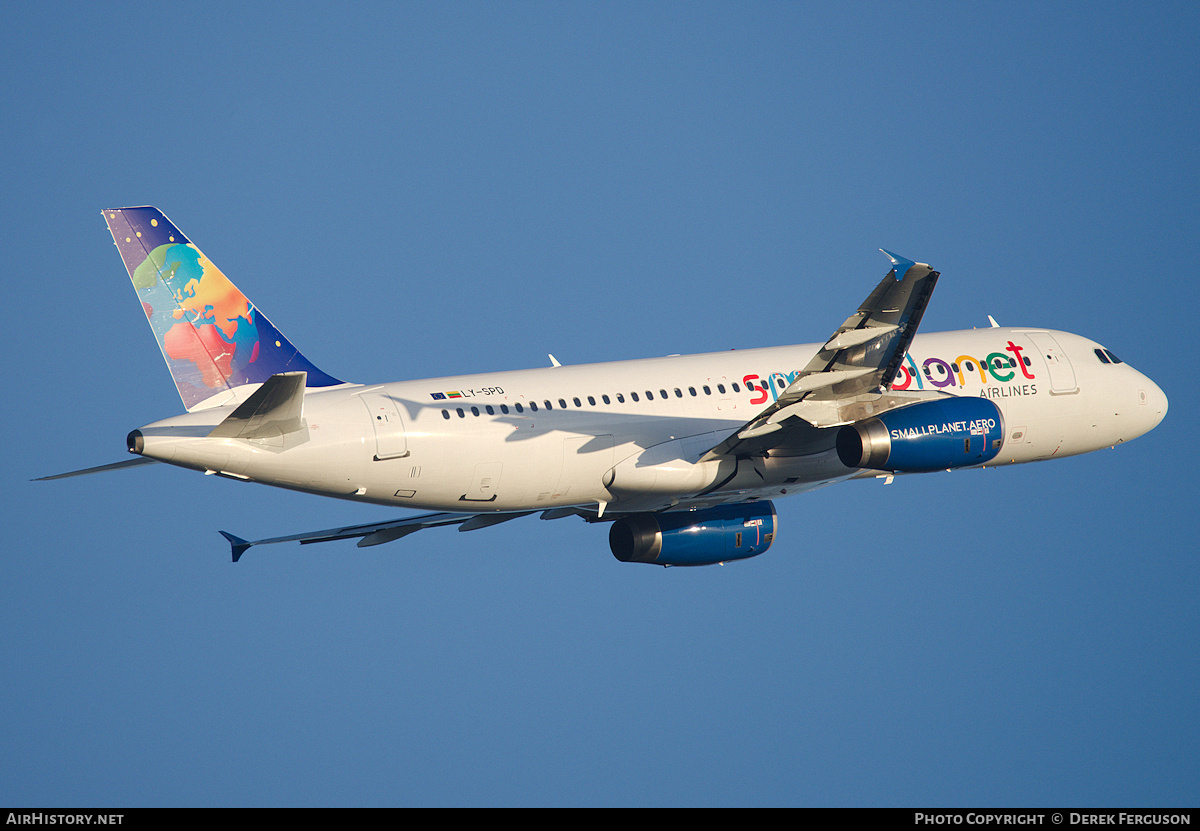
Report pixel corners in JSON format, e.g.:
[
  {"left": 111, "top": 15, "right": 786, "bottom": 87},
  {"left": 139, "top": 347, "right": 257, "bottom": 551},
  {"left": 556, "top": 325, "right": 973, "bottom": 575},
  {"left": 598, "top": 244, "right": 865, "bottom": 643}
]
[
  {"left": 220, "top": 531, "right": 252, "bottom": 563},
  {"left": 879, "top": 249, "right": 917, "bottom": 279}
]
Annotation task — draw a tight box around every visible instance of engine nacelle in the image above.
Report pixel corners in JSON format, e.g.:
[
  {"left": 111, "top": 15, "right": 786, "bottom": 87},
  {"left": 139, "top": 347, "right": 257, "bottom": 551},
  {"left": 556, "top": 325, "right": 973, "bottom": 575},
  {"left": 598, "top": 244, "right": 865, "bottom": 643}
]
[
  {"left": 609, "top": 501, "right": 777, "bottom": 567},
  {"left": 836, "top": 397, "right": 1004, "bottom": 472}
]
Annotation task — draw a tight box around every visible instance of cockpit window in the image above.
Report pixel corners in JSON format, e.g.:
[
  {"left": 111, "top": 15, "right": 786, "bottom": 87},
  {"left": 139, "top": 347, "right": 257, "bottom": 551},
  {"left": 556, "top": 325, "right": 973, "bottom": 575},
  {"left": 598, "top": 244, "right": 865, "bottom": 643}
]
[
  {"left": 1095, "top": 348, "right": 1111, "bottom": 364},
  {"left": 1105, "top": 349, "right": 1123, "bottom": 364}
]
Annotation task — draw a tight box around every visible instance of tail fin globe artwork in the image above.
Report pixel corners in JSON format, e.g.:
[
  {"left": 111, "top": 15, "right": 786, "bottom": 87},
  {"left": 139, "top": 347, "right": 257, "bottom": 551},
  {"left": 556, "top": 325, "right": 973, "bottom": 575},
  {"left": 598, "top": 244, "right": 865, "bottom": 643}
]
[{"left": 104, "top": 207, "right": 342, "bottom": 411}]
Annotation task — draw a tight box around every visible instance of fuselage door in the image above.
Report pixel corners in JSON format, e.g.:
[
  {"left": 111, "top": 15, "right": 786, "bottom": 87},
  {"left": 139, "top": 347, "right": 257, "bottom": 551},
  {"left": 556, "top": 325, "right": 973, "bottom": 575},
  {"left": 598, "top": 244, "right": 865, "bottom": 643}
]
[
  {"left": 361, "top": 393, "right": 409, "bottom": 460},
  {"left": 1025, "top": 332, "right": 1078, "bottom": 394}
]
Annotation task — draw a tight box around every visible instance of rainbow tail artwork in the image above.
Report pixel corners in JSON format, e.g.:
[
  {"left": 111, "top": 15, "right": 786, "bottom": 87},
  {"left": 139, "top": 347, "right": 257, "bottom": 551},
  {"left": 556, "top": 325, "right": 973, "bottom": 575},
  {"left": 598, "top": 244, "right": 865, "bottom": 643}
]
[{"left": 103, "top": 207, "right": 343, "bottom": 411}]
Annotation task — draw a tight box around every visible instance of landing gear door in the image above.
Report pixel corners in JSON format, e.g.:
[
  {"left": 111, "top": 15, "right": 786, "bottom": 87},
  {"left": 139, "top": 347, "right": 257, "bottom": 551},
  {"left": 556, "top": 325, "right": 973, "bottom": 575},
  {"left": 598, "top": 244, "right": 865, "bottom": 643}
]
[
  {"left": 361, "top": 393, "right": 409, "bottom": 460},
  {"left": 463, "top": 462, "right": 502, "bottom": 502}
]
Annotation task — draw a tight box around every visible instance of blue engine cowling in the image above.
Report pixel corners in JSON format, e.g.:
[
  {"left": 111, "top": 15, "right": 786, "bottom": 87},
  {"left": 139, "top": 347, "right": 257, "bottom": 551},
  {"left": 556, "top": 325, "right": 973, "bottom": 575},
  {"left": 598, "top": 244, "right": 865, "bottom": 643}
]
[
  {"left": 836, "top": 397, "right": 1005, "bottom": 472},
  {"left": 609, "top": 501, "right": 777, "bottom": 567}
]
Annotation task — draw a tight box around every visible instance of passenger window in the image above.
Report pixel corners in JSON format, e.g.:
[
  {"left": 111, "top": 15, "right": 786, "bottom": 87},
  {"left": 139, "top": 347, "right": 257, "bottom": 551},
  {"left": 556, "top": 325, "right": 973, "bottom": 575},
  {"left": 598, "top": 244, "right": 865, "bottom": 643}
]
[
  {"left": 529, "top": 402, "right": 538, "bottom": 412},
  {"left": 732, "top": 383, "right": 740, "bottom": 392},
  {"left": 577, "top": 397, "right": 585, "bottom": 407},
  {"left": 456, "top": 408, "right": 465, "bottom": 418},
  {"left": 602, "top": 394, "right": 611, "bottom": 404},
  {"left": 659, "top": 389, "right": 667, "bottom": 399},
  {"left": 500, "top": 404, "right": 509, "bottom": 414},
  {"left": 689, "top": 387, "right": 697, "bottom": 396},
  {"left": 559, "top": 399, "right": 567, "bottom": 409},
  {"left": 703, "top": 386, "right": 711, "bottom": 395},
  {"left": 674, "top": 388, "right": 683, "bottom": 398},
  {"left": 471, "top": 406, "right": 479, "bottom": 416},
  {"left": 717, "top": 384, "right": 726, "bottom": 393},
  {"left": 442, "top": 409, "right": 450, "bottom": 419},
  {"left": 515, "top": 403, "right": 524, "bottom": 413},
  {"left": 545, "top": 400, "right": 553, "bottom": 410},
  {"left": 646, "top": 391, "right": 654, "bottom": 400},
  {"left": 616, "top": 393, "right": 625, "bottom": 403},
  {"left": 485, "top": 405, "right": 494, "bottom": 415},
  {"left": 631, "top": 392, "right": 639, "bottom": 402}
]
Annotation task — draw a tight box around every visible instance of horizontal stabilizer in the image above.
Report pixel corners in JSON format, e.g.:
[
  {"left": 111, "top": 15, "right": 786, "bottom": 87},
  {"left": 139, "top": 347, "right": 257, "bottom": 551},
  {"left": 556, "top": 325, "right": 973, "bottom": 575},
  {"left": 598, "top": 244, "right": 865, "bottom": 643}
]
[
  {"left": 208, "top": 372, "right": 307, "bottom": 440},
  {"left": 34, "top": 456, "right": 159, "bottom": 481}
]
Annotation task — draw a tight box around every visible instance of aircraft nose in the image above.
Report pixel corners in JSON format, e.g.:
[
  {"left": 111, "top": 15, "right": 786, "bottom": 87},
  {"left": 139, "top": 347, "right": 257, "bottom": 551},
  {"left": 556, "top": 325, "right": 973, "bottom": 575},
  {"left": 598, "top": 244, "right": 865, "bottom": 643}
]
[
  {"left": 1137, "top": 374, "right": 1168, "bottom": 432},
  {"left": 1142, "top": 377, "right": 1161, "bottom": 427}
]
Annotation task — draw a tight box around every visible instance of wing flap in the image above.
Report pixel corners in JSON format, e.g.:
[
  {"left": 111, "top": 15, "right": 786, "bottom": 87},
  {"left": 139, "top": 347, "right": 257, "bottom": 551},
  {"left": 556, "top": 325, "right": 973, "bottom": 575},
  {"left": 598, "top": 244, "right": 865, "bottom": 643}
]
[{"left": 822, "top": 322, "right": 898, "bottom": 352}]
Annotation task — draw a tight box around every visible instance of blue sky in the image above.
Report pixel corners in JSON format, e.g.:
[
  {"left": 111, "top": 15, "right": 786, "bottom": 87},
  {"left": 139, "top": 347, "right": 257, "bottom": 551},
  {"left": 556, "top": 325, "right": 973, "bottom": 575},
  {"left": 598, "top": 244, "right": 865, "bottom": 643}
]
[{"left": 4, "top": 2, "right": 1197, "bottom": 807}]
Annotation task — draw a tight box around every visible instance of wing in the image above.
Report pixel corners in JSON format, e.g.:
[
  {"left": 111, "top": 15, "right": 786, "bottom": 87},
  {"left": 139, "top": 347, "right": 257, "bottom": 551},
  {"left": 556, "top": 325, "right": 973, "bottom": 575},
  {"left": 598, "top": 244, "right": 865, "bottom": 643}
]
[
  {"left": 702, "top": 251, "right": 942, "bottom": 460},
  {"left": 220, "top": 510, "right": 544, "bottom": 562}
]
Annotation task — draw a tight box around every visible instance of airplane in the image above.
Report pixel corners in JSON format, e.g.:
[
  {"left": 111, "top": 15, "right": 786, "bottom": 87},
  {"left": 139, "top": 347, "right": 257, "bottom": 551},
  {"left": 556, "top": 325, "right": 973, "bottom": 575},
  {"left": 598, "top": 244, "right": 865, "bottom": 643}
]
[{"left": 41, "top": 206, "right": 1168, "bottom": 565}]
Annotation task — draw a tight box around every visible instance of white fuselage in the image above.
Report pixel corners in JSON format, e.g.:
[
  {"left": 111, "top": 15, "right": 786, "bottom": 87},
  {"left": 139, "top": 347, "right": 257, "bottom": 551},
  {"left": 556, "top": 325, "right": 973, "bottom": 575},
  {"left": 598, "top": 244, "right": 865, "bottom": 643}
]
[{"left": 133, "top": 327, "right": 1168, "bottom": 515}]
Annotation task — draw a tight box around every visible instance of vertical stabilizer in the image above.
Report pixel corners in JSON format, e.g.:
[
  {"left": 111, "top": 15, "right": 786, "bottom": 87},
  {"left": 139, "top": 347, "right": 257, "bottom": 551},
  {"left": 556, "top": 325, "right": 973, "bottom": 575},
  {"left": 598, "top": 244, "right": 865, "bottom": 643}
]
[{"left": 103, "top": 207, "right": 343, "bottom": 411}]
